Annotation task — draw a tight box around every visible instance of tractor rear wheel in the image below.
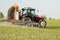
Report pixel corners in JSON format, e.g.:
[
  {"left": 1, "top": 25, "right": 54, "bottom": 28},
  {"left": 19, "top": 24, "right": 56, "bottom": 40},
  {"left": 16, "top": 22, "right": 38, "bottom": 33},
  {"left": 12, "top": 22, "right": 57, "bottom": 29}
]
[
  {"left": 22, "top": 17, "right": 32, "bottom": 26},
  {"left": 22, "top": 17, "right": 31, "bottom": 22},
  {"left": 39, "top": 20, "right": 46, "bottom": 28}
]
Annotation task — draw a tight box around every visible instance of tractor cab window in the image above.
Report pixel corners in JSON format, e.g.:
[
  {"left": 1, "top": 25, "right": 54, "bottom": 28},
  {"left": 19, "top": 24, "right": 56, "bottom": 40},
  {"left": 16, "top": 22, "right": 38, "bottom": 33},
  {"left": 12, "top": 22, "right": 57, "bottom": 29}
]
[
  {"left": 22, "top": 10, "right": 27, "bottom": 15},
  {"left": 30, "top": 10, "right": 35, "bottom": 17},
  {"left": 28, "top": 10, "right": 30, "bottom": 13},
  {"left": 31, "top": 11, "right": 35, "bottom": 15}
]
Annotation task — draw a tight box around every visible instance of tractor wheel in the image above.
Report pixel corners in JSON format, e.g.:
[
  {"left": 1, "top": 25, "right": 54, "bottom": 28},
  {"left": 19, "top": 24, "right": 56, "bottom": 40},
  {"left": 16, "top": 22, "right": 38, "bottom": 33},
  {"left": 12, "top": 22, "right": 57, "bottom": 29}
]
[
  {"left": 22, "top": 17, "right": 31, "bottom": 22},
  {"left": 39, "top": 20, "right": 46, "bottom": 28}
]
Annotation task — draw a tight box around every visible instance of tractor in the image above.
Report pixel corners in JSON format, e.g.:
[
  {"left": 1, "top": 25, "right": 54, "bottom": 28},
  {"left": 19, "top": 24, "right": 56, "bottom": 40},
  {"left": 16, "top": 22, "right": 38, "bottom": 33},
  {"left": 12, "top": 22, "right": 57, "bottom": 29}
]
[{"left": 18, "top": 7, "right": 46, "bottom": 28}]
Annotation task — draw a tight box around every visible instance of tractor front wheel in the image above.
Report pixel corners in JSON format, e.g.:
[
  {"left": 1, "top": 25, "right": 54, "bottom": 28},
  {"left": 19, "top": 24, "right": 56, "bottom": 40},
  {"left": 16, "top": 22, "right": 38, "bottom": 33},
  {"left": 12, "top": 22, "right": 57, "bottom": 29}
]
[{"left": 39, "top": 20, "right": 46, "bottom": 28}]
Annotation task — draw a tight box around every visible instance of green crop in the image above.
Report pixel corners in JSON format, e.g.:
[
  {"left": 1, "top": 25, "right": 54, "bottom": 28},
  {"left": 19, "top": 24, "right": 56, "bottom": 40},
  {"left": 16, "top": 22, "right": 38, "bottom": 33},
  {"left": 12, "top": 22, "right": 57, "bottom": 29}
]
[{"left": 0, "top": 20, "right": 60, "bottom": 40}]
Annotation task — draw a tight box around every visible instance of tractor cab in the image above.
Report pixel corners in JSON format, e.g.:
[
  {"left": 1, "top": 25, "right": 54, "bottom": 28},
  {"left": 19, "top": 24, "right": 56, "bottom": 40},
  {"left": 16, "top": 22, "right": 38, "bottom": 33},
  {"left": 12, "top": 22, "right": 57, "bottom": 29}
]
[
  {"left": 21, "top": 7, "right": 42, "bottom": 21},
  {"left": 20, "top": 7, "right": 42, "bottom": 22},
  {"left": 21, "top": 7, "right": 36, "bottom": 18}
]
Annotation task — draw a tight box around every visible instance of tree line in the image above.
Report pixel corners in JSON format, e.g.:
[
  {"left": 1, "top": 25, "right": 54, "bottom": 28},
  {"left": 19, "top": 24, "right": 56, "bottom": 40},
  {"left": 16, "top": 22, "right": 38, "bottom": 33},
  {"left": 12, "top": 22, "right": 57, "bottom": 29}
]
[
  {"left": 0, "top": 12, "right": 4, "bottom": 18},
  {"left": 41, "top": 15, "right": 55, "bottom": 20}
]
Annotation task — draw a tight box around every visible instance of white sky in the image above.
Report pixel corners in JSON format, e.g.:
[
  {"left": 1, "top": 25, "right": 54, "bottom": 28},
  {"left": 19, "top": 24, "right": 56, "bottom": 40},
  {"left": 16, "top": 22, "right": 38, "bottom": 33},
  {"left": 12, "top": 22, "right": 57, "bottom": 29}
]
[{"left": 0, "top": 0, "right": 60, "bottom": 19}]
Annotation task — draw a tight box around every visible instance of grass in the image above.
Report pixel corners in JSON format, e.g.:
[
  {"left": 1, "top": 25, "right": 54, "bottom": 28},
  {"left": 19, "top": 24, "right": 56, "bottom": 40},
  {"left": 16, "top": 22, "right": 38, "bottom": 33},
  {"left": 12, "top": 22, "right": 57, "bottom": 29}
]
[{"left": 0, "top": 20, "right": 60, "bottom": 40}]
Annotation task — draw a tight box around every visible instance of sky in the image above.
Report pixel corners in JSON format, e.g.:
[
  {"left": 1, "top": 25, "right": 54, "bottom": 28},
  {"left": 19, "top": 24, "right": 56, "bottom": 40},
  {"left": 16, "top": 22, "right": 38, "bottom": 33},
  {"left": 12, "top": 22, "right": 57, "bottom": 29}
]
[{"left": 0, "top": 0, "right": 60, "bottom": 19}]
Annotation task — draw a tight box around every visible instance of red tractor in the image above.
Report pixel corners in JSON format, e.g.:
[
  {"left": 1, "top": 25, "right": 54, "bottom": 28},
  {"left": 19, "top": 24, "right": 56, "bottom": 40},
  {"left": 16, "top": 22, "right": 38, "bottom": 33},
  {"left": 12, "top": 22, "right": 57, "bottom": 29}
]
[
  {"left": 18, "top": 7, "right": 46, "bottom": 28},
  {"left": 7, "top": 4, "right": 46, "bottom": 28}
]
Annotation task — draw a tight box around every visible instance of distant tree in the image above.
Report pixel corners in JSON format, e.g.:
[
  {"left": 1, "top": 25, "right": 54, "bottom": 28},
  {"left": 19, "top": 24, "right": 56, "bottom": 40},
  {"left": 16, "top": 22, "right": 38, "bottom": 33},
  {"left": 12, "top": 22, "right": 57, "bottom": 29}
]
[
  {"left": 41, "top": 15, "right": 47, "bottom": 19},
  {"left": 0, "top": 12, "right": 4, "bottom": 18},
  {"left": 57, "top": 18, "right": 60, "bottom": 20},
  {"left": 52, "top": 18, "right": 55, "bottom": 20},
  {"left": 49, "top": 17, "right": 52, "bottom": 20}
]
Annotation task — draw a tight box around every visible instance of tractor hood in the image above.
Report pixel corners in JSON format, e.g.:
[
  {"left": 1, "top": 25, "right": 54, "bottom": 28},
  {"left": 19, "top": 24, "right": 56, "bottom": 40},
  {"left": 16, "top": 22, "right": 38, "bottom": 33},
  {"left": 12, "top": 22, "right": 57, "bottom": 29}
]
[{"left": 35, "top": 15, "right": 44, "bottom": 21}]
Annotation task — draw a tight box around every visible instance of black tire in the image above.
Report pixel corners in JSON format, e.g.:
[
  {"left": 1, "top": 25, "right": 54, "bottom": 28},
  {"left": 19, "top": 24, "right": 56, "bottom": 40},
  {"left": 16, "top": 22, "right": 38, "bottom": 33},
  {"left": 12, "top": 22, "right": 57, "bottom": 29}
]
[
  {"left": 22, "top": 17, "right": 31, "bottom": 22},
  {"left": 39, "top": 20, "right": 46, "bottom": 28}
]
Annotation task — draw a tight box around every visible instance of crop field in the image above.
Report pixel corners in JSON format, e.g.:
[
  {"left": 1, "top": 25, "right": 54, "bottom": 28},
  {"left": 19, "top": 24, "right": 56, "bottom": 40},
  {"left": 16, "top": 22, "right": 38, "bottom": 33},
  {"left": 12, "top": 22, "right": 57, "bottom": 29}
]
[{"left": 0, "top": 20, "right": 60, "bottom": 40}]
